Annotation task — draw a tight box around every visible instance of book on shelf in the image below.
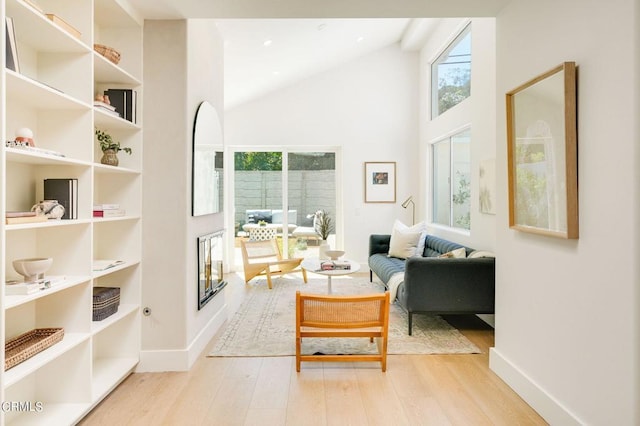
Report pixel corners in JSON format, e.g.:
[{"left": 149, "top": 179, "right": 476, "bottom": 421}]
[
  {"left": 44, "top": 178, "right": 78, "bottom": 220},
  {"left": 104, "top": 89, "right": 137, "bottom": 124},
  {"left": 45, "top": 14, "right": 81, "bottom": 39},
  {"left": 92, "top": 260, "right": 125, "bottom": 271},
  {"left": 93, "top": 209, "right": 125, "bottom": 218},
  {"left": 94, "top": 105, "right": 121, "bottom": 118},
  {"left": 6, "top": 211, "right": 36, "bottom": 218},
  {"left": 94, "top": 100, "right": 116, "bottom": 111},
  {"left": 5, "top": 276, "right": 66, "bottom": 295},
  {"left": 6, "top": 215, "right": 47, "bottom": 225},
  {"left": 93, "top": 203, "right": 120, "bottom": 211}
]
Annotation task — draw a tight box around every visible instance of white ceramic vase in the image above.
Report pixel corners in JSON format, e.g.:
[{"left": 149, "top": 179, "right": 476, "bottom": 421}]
[{"left": 319, "top": 240, "right": 330, "bottom": 260}]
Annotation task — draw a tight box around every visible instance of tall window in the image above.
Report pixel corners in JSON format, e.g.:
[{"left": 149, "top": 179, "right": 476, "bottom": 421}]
[
  {"left": 432, "top": 128, "right": 471, "bottom": 230},
  {"left": 431, "top": 24, "right": 471, "bottom": 119}
]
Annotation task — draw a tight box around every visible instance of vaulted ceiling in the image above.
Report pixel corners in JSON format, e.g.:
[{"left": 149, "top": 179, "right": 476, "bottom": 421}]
[{"left": 127, "top": 0, "right": 507, "bottom": 108}]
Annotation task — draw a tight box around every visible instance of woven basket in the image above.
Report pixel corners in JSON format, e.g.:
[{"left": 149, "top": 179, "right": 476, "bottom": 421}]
[
  {"left": 5, "top": 328, "right": 64, "bottom": 371},
  {"left": 94, "top": 43, "right": 121, "bottom": 65},
  {"left": 93, "top": 287, "right": 120, "bottom": 321}
]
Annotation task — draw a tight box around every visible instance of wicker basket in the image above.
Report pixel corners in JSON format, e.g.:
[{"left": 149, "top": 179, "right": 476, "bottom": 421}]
[
  {"left": 93, "top": 287, "right": 120, "bottom": 321},
  {"left": 5, "top": 328, "right": 64, "bottom": 371},
  {"left": 94, "top": 44, "right": 121, "bottom": 65}
]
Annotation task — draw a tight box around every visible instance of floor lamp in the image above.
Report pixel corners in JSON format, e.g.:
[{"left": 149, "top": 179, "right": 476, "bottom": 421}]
[{"left": 401, "top": 196, "right": 415, "bottom": 225}]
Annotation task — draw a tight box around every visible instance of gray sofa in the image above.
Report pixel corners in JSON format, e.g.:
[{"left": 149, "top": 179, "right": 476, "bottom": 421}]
[{"left": 369, "top": 234, "right": 495, "bottom": 335}]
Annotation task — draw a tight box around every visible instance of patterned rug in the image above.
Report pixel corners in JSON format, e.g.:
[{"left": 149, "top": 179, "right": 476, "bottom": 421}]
[{"left": 208, "top": 275, "right": 480, "bottom": 357}]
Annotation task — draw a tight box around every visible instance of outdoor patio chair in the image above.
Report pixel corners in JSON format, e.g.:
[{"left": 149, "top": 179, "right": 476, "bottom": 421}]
[
  {"left": 241, "top": 239, "right": 308, "bottom": 289},
  {"left": 295, "top": 290, "right": 390, "bottom": 372}
]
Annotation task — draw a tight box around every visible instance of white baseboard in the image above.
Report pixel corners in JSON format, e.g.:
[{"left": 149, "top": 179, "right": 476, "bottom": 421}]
[
  {"left": 489, "top": 347, "right": 583, "bottom": 425},
  {"left": 137, "top": 303, "right": 228, "bottom": 372}
]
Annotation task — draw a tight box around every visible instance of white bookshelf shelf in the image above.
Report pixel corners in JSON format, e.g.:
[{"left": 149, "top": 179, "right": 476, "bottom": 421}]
[
  {"left": 1, "top": 0, "right": 142, "bottom": 423},
  {"left": 3, "top": 332, "right": 90, "bottom": 387}
]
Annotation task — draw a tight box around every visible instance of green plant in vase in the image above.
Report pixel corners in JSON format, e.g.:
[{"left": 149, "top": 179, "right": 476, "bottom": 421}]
[{"left": 95, "top": 128, "right": 131, "bottom": 167}]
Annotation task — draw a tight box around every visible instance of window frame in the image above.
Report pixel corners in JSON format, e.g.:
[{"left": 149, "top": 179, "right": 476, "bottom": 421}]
[
  {"left": 431, "top": 23, "right": 472, "bottom": 119},
  {"left": 431, "top": 126, "right": 472, "bottom": 231}
]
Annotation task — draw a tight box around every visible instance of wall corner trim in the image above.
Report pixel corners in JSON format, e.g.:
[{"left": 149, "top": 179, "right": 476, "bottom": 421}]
[{"left": 489, "top": 348, "right": 583, "bottom": 425}]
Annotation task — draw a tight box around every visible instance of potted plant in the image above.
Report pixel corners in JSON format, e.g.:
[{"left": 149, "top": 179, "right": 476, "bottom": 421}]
[
  {"left": 95, "top": 128, "right": 131, "bottom": 166},
  {"left": 314, "top": 210, "right": 333, "bottom": 259},
  {"left": 314, "top": 210, "right": 333, "bottom": 240}
]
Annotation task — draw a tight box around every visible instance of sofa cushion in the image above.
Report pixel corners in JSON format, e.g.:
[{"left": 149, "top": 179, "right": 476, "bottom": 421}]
[
  {"left": 388, "top": 227, "right": 421, "bottom": 259},
  {"left": 423, "top": 235, "right": 472, "bottom": 257},
  {"left": 438, "top": 247, "right": 467, "bottom": 258},
  {"left": 369, "top": 253, "right": 405, "bottom": 284},
  {"left": 393, "top": 220, "right": 427, "bottom": 257},
  {"left": 468, "top": 250, "right": 496, "bottom": 258},
  {"left": 246, "top": 210, "right": 272, "bottom": 224}
]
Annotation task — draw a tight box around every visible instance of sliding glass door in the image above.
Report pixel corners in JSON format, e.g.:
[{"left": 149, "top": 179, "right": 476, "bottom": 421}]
[
  {"left": 232, "top": 149, "right": 336, "bottom": 268},
  {"left": 287, "top": 152, "right": 336, "bottom": 259}
]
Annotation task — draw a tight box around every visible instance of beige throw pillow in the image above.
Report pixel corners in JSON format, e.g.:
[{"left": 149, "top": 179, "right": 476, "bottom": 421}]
[
  {"left": 388, "top": 227, "right": 421, "bottom": 259},
  {"left": 393, "top": 220, "right": 427, "bottom": 257},
  {"left": 468, "top": 250, "right": 496, "bottom": 258},
  {"left": 438, "top": 247, "right": 467, "bottom": 258}
]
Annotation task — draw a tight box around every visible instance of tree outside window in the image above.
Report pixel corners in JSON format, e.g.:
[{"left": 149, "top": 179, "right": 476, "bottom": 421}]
[
  {"left": 432, "top": 128, "right": 471, "bottom": 230},
  {"left": 431, "top": 24, "right": 471, "bottom": 119}
]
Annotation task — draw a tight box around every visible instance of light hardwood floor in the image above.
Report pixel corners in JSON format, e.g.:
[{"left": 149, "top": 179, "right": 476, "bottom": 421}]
[{"left": 81, "top": 274, "right": 547, "bottom": 426}]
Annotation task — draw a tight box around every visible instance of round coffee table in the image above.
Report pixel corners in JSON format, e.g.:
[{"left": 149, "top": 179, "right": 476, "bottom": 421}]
[{"left": 301, "top": 257, "right": 361, "bottom": 294}]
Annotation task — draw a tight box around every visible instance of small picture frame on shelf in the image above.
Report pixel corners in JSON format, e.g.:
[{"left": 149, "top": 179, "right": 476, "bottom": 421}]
[{"left": 5, "top": 17, "right": 20, "bottom": 73}]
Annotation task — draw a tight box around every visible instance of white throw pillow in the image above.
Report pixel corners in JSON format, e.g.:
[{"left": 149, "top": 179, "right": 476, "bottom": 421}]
[
  {"left": 388, "top": 227, "right": 422, "bottom": 259},
  {"left": 438, "top": 247, "right": 467, "bottom": 258},
  {"left": 393, "top": 220, "right": 427, "bottom": 257},
  {"left": 468, "top": 250, "right": 496, "bottom": 258}
]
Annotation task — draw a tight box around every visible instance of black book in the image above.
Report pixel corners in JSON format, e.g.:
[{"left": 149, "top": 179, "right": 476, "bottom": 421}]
[
  {"left": 104, "top": 89, "right": 136, "bottom": 123},
  {"left": 44, "top": 178, "right": 78, "bottom": 219}
]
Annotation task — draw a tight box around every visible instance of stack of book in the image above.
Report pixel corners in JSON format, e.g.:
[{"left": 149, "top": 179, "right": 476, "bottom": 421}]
[
  {"left": 6, "top": 211, "right": 47, "bottom": 225},
  {"left": 104, "top": 89, "right": 137, "bottom": 124},
  {"left": 93, "top": 100, "right": 121, "bottom": 118},
  {"left": 5, "top": 276, "right": 66, "bottom": 295},
  {"left": 93, "top": 204, "right": 125, "bottom": 218},
  {"left": 320, "top": 260, "right": 351, "bottom": 271},
  {"left": 44, "top": 178, "right": 78, "bottom": 219}
]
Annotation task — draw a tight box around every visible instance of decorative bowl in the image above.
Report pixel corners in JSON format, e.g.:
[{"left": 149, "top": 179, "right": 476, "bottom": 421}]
[
  {"left": 325, "top": 250, "right": 345, "bottom": 260},
  {"left": 12, "top": 257, "right": 53, "bottom": 282}
]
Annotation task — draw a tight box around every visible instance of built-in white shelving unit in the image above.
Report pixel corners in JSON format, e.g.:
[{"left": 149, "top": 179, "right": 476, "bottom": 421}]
[{"left": 1, "top": 0, "right": 142, "bottom": 424}]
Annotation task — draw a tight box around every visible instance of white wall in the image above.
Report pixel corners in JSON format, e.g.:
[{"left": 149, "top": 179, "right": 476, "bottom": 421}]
[
  {"left": 225, "top": 44, "right": 419, "bottom": 264},
  {"left": 185, "top": 20, "right": 227, "bottom": 366},
  {"left": 492, "top": 0, "right": 639, "bottom": 424},
  {"left": 141, "top": 19, "right": 226, "bottom": 371},
  {"left": 418, "top": 18, "right": 497, "bottom": 252}
]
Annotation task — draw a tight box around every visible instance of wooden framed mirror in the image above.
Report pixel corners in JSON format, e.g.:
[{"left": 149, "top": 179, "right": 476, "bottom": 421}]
[{"left": 506, "top": 62, "right": 578, "bottom": 239}]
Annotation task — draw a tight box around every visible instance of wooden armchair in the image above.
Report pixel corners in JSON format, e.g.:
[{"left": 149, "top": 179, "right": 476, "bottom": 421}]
[
  {"left": 295, "top": 291, "right": 390, "bottom": 372},
  {"left": 240, "top": 239, "right": 308, "bottom": 289}
]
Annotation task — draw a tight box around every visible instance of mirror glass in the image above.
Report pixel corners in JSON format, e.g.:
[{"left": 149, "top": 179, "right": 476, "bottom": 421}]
[{"left": 192, "top": 101, "right": 224, "bottom": 216}]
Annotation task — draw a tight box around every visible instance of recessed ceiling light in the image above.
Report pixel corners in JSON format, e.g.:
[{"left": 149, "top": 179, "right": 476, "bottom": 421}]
[
  {"left": 357, "top": 36, "right": 365, "bottom": 43},
  {"left": 263, "top": 39, "right": 273, "bottom": 47}
]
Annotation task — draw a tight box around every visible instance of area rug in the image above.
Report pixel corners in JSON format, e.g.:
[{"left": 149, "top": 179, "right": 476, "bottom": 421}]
[{"left": 208, "top": 276, "right": 480, "bottom": 357}]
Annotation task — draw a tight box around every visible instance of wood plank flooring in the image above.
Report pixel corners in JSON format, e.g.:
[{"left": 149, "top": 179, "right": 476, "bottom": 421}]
[{"left": 80, "top": 275, "right": 547, "bottom": 426}]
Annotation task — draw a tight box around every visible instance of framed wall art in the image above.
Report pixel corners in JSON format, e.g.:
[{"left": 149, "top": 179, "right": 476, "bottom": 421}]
[
  {"left": 506, "top": 62, "right": 578, "bottom": 239},
  {"left": 364, "top": 161, "right": 396, "bottom": 203}
]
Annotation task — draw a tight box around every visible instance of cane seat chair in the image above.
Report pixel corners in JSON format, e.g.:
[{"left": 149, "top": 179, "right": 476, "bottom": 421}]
[{"left": 295, "top": 291, "right": 390, "bottom": 371}]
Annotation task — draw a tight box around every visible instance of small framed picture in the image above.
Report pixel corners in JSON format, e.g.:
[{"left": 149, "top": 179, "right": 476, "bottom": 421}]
[
  {"left": 5, "top": 17, "right": 20, "bottom": 73},
  {"left": 364, "top": 161, "right": 396, "bottom": 203}
]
